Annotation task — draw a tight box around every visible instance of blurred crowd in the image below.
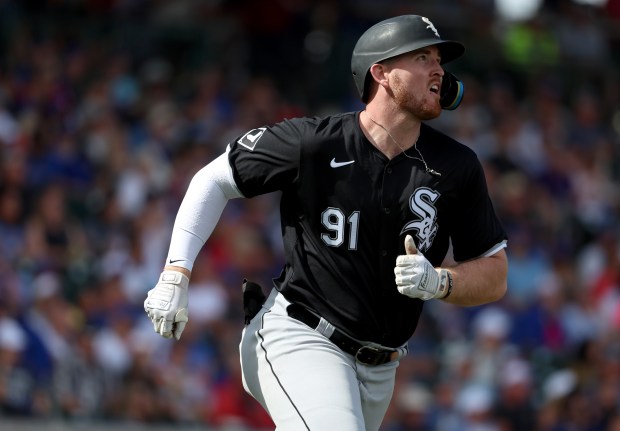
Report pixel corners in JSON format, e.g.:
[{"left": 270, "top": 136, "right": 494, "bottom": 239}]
[{"left": 0, "top": 0, "right": 619, "bottom": 430}]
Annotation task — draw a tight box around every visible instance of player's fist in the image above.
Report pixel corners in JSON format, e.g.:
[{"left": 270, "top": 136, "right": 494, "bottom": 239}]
[
  {"left": 394, "top": 235, "right": 449, "bottom": 300},
  {"left": 144, "top": 271, "right": 189, "bottom": 340}
]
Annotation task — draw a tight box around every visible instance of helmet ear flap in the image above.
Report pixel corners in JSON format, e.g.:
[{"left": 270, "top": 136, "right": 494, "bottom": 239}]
[{"left": 440, "top": 70, "right": 464, "bottom": 110}]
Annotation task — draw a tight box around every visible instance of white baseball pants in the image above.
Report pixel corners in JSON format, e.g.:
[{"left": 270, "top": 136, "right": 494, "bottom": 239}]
[{"left": 239, "top": 289, "right": 402, "bottom": 431}]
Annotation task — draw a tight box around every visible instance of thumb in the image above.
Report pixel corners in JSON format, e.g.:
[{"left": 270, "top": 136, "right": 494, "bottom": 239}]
[{"left": 404, "top": 235, "right": 418, "bottom": 255}]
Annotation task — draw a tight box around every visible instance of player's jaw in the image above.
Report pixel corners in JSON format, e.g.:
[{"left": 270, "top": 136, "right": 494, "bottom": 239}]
[{"left": 391, "top": 74, "right": 442, "bottom": 121}]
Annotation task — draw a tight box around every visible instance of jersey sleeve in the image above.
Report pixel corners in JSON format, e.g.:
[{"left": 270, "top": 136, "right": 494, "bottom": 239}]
[
  {"left": 227, "top": 119, "right": 303, "bottom": 198},
  {"left": 450, "top": 156, "right": 507, "bottom": 262}
]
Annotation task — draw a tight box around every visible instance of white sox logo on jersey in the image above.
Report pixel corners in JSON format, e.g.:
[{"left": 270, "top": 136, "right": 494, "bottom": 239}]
[
  {"left": 237, "top": 127, "right": 266, "bottom": 150},
  {"left": 400, "top": 187, "right": 440, "bottom": 252}
]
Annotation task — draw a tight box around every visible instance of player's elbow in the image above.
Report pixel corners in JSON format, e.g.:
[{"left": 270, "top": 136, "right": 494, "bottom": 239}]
[
  {"left": 490, "top": 279, "right": 508, "bottom": 302},
  {"left": 474, "top": 277, "right": 506, "bottom": 306},
  {"left": 483, "top": 250, "right": 508, "bottom": 303},
  {"left": 489, "top": 255, "right": 508, "bottom": 302}
]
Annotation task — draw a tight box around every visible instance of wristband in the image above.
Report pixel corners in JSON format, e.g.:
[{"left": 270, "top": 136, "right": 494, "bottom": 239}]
[{"left": 439, "top": 269, "right": 453, "bottom": 299}]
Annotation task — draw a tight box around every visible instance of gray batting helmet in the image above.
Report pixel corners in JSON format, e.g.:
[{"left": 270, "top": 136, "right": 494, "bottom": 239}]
[{"left": 351, "top": 15, "right": 465, "bottom": 103}]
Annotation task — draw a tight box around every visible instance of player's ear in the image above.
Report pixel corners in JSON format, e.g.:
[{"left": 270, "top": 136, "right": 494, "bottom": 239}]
[{"left": 368, "top": 63, "right": 389, "bottom": 94}]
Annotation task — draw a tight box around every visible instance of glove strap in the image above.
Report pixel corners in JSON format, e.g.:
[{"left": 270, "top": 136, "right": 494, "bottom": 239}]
[
  {"left": 438, "top": 269, "right": 453, "bottom": 299},
  {"left": 160, "top": 271, "right": 187, "bottom": 285}
]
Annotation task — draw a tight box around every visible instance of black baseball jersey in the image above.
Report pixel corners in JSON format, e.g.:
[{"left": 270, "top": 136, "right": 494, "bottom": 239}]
[{"left": 228, "top": 111, "right": 506, "bottom": 347}]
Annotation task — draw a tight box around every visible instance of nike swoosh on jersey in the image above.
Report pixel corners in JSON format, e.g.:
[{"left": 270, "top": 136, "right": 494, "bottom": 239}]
[
  {"left": 168, "top": 259, "right": 183, "bottom": 264},
  {"left": 330, "top": 158, "right": 355, "bottom": 168}
]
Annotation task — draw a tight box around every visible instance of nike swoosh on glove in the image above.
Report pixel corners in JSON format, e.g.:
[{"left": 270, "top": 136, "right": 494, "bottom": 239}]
[
  {"left": 144, "top": 271, "right": 189, "bottom": 340},
  {"left": 394, "top": 235, "right": 449, "bottom": 300}
]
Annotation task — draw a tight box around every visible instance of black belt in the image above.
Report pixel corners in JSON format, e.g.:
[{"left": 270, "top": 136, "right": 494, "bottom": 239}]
[{"left": 286, "top": 303, "right": 399, "bottom": 366}]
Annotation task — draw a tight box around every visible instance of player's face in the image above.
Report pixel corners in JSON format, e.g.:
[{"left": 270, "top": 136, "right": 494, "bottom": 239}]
[{"left": 386, "top": 46, "right": 444, "bottom": 120}]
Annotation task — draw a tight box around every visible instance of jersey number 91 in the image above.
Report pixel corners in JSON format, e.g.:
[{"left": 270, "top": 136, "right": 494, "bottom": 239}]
[{"left": 321, "top": 207, "right": 360, "bottom": 250}]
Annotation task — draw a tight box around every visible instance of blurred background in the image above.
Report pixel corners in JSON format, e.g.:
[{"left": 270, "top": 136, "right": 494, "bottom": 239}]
[{"left": 0, "top": 0, "right": 618, "bottom": 430}]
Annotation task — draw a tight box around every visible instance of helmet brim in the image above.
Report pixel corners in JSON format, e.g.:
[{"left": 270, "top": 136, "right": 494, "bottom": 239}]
[
  {"left": 392, "top": 39, "right": 465, "bottom": 65},
  {"left": 437, "top": 40, "right": 465, "bottom": 64}
]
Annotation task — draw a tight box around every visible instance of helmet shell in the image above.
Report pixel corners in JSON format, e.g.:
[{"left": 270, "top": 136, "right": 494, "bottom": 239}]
[{"left": 351, "top": 15, "right": 465, "bottom": 102}]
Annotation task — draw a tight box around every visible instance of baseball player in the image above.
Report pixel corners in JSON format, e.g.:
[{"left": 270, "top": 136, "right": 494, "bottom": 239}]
[{"left": 144, "top": 14, "right": 508, "bottom": 431}]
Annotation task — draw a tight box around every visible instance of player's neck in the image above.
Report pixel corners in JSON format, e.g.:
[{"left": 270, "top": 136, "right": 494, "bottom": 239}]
[{"left": 360, "top": 109, "right": 421, "bottom": 159}]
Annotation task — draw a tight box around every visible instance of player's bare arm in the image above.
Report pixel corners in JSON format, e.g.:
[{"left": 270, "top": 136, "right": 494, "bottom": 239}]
[
  {"left": 395, "top": 236, "right": 507, "bottom": 305},
  {"left": 440, "top": 248, "right": 508, "bottom": 306}
]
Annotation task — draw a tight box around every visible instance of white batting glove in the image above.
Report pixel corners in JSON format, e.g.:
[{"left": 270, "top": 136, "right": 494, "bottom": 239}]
[
  {"left": 394, "top": 235, "right": 451, "bottom": 300},
  {"left": 144, "top": 271, "right": 189, "bottom": 340}
]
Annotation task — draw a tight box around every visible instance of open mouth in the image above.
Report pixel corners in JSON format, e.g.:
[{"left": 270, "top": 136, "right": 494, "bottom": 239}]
[{"left": 429, "top": 83, "right": 440, "bottom": 95}]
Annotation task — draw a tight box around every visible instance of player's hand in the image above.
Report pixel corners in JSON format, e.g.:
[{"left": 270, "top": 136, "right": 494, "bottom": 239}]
[
  {"left": 144, "top": 271, "right": 189, "bottom": 340},
  {"left": 394, "top": 235, "right": 449, "bottom": 300}
]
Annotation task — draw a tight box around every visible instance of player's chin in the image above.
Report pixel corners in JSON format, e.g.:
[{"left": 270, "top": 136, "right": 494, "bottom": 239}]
[{"left": 418, "top": 104, "right": 442, "bottom": 121}]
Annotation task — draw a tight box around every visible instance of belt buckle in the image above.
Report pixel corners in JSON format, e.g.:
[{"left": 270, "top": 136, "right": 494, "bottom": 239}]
[{"left": 355, "top": 345, "right": 387, "bottom": 366}]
